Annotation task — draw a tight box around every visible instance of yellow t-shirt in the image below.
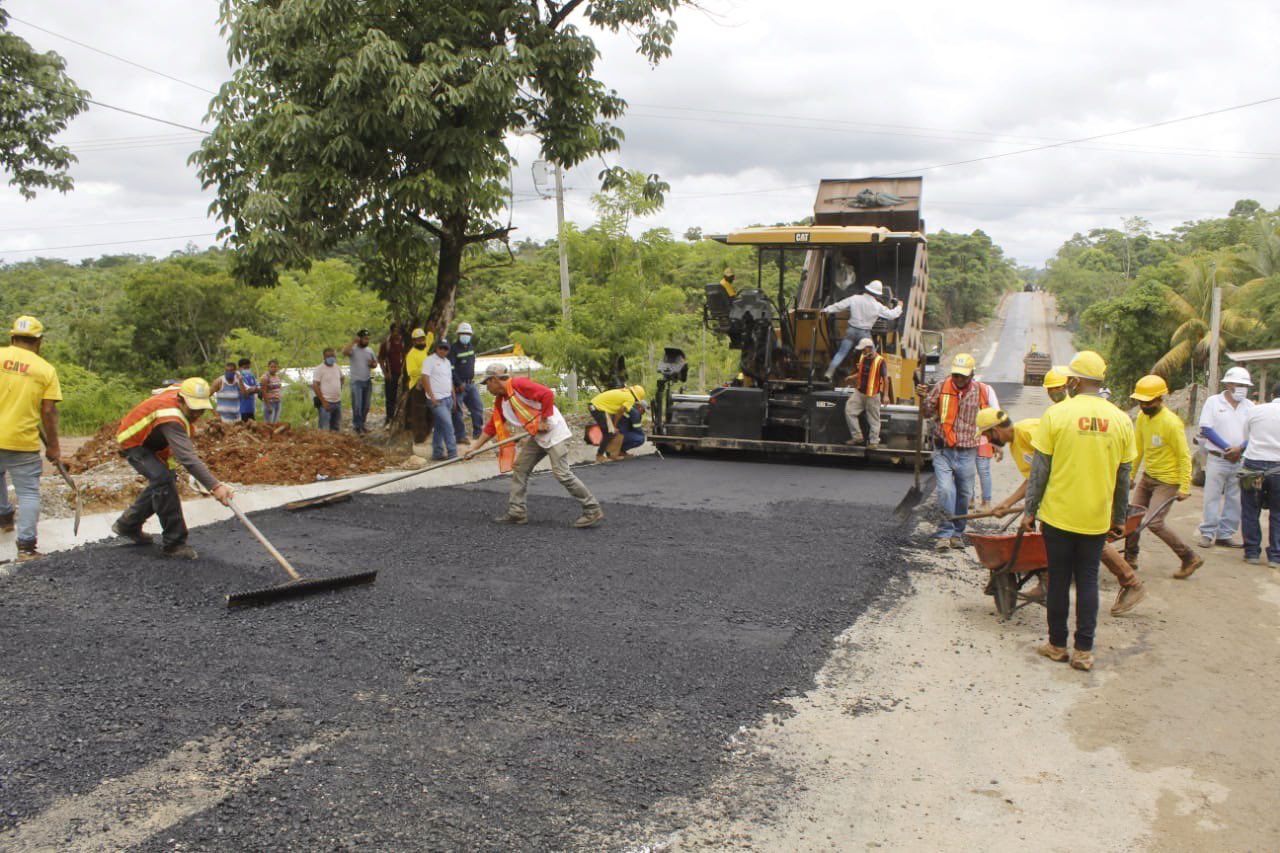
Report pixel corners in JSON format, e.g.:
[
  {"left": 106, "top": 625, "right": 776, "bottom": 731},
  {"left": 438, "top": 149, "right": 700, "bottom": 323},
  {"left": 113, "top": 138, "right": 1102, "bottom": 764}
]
[
  {"left": 1032, "top": 394, "right": 1137, "bottom": 535},
  {"left": 720, "top": 276, "right": 737, "bottom": 297},
  {"left": 405, "top": 336, "right": 433, "bottom": 388},
  {"left": 1010, "top": 418, "right": 1039, "bottom": 478},
  {"left": 1135, "top": 406, "right": 1192, "bottom": 494},
  {"left": 591, "top": 387, "right": 641, "bottom": 416},
  {"left": 0, "top": 345, "right": 62, "bottom": 452}
]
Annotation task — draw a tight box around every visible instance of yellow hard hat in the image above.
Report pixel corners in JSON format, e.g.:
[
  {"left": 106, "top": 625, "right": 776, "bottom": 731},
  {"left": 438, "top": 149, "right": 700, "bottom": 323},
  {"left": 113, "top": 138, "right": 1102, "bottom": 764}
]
[
  {"left": 1066, "top": 350, "right": 1107, "bottom": 382},
  {"left": 177, "top": 377, "right": 214, "bottom": 410},
  {"left": 629, "top": 384, "right": 646, "bottom": 401},
  {"left": 9, "top": 315, "right": 44, "bottom": 338},
  {"left": 1131, "top": 374, "right": 1169, "bottom": 402},
  {"left": 723, "top": 267, "right": 735, "bottom": 278},
  {"left": 1043, "top": 366, "right": 1068, "bottom": 389},
  {"left": 410, "top": 327, "right": 427, "bottom": 339},
  {"left": 976, "top": 407, "right": 1009, "bottom": 433},
  {"left": 950, "top": 353, "right": 976, "bottom": 376}
]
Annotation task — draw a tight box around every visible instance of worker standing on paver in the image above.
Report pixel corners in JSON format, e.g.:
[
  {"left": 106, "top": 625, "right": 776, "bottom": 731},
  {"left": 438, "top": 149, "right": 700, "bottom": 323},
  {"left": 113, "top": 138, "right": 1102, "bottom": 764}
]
[
  {"left": 719, "top": 267, "right": 737, "bottom": 298},
  {"left": 982, "top": 407, "right": 1146, "bottom": 615},
  {"left": 111, "top": 378, "right": 234, "bottom": 559},
  {"left": 1022, "top": 351, "right": 1135, "bottom": 671},
  {"left": 918, "top": 353, "right": 988, "bottom": 550},
  {"left": 589, "top": 385, "right": 647, "bottom": 462},
  {"left": 843, "top": 338, "right": 890, "bottom": 447},
  {"left": 0, "top": 316, "right": 62, "bottom": 563},
  {"left": 466, "top": 364, "right": 603, "bottom": 528},
  {"left": 1240, "top": 382, "right": 1280, "bottom": 567},
  {"left": 1124, "top": 375, "right": 1202, "bottom": 579},
  {"left": 1197, "top": 366, "right": 1254, "bottom": 548},
  {"left": 820, "top": 280, "right": 903, "bottom": 380}
]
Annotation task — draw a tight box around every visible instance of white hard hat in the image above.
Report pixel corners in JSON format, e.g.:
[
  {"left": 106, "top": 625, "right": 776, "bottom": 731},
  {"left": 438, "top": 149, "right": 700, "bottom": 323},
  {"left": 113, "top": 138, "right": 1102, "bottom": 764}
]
[
  {"left": 1222, "top": 366, "right": 1253, "bottom": 386},
  {"left": 457, "top": 322, "right": 473, "bottom": 335},
  {"left": 865, "top": 280, "right": 884, "bottom": 296},
  {"left": 857, "top": 337, "right": 874, "bottom": 350}
]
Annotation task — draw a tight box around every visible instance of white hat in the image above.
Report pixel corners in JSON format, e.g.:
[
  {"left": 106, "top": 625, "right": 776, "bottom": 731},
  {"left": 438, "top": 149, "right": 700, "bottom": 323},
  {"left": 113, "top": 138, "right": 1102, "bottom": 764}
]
[
  {"left": 857, "top": 337, "right": 874, "bottom": 350},
  {"left": 1222, "top": 366, "right": 1253, "bottom": 386},
  {"left": 457, "top": 322, "right": 473, "bottom": 335},
  {"left": 865, "top": 280, "right": 884, "bottom": 296}
]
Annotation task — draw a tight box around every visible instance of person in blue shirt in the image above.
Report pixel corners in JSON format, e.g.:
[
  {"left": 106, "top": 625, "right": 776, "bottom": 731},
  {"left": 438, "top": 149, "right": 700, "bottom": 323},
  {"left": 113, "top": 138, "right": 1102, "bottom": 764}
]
[
  {"left": 237, "top": 357, "right": 259, "bottom": 421},
  {"left": 449, "top": 322, "right": 485, "bottom": 443},
  {"left": 617, "top": 401, "right": 647, "bottom": 455}
]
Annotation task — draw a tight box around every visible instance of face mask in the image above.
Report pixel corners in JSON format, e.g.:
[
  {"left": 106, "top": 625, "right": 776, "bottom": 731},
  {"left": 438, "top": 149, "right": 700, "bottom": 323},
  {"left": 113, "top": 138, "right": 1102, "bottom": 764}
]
[
  {"left": 414, "top": 343, "right": 426, "bottom": 350},
  {"left": 459, "top": 335, "right": 472, "bottom": 345},
  {"left": 324, "top": 356, "right": 336, "bottom": 366},
  {"left": 224, "top": 370, "right": 236, "bottom": 381},
  {"left": 1140, "top": 404, "right": 1161, "bottom": 416},
  {"left": 1232, "top": 387, "right": 1248, "bottom": 402}
]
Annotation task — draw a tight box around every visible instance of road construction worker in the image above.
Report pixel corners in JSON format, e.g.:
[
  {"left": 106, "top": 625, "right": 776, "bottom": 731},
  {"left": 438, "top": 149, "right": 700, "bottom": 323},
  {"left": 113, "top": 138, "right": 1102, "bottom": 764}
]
[
  {"left": 1022, "top": 351, "right": 1136, "bottom": 671},
  {"left": 918, "top": 353, "right": 989, "bottom": 550},
  {"left": 1197, "top": 365, "right": 1253, "bottom": 547},
  {"left": 403, "top": 327, "right": 432, "bottom": 443},
  {"left": 1043, "top": 365, "right": 1069, "bottom": 404},
  {"left": 981, "top": 407, "right": 1146, "bottom": 615},
  {"left": 843, "top": 338, "right": 889, "bottom": 447},
  {"left": 719, "top": 267, "right": 737, "bottom": 298},
  {"left": 1125, "top": 374, "right": 1201, "bottom": 579},
  {"left": 0, "top": 316, "right": 62, "bottom": 563},
  {"left": 1240, "top": 381, "right": 1280, "bottom": 566},
  {"left": 466, "top": 363, "right": 603, "bottom": 528},
  {"left": 111, "top": 378, "right": 234, "bottom": 559},
  {"left": 448, "top": 322, "right": 485, "bottom": 444},
  {"left": 820, "top": 280, "right": 903, "bottom": 380},
  {"left": 589, "top": 385, "right": 647, "bottom": 461}
]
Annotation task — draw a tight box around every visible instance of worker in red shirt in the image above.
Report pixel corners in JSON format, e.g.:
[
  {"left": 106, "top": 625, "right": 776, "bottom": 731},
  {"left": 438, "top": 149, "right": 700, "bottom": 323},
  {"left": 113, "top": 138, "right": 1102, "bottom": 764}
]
[{"left": 465, "top": 364, "right": 603, "bottom": 528}]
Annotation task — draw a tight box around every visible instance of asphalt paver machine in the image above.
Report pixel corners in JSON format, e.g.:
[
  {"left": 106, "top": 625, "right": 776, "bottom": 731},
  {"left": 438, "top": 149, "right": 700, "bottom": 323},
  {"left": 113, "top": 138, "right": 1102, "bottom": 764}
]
[{"left": 653, "top": 178, "right": 939, "bottom": 463}]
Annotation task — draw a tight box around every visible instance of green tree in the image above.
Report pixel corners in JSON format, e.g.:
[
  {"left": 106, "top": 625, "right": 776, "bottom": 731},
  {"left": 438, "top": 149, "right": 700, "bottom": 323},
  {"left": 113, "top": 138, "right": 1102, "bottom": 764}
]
[
  {"left": 0, "top": 6, "right": 89, "bottom": 197},
  {"left": 1079, "top": 279, "right": 1177, "bottom": 397},
  {"left": 194, "top": 0, "right": 690, "bottom": 338},
  {"left": 1151, "top": 255, "right": 1260, "bottom": 380},
  {"left": 925, "top": 229, "right": 1020, "bottom": 327}
]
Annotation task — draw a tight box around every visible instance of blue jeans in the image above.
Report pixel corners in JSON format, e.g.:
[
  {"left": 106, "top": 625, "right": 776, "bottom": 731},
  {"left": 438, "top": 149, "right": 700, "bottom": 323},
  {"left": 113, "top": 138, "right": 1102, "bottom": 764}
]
[
  {"left": 450, "top": 381, "right": 485, "bottom": 439},
  {"left": 263, "top": 399, "right": 281, "bottom": 423},
  {"left": 619, "top": 421, "right": 645, "bottom": 452},
  {"left": 0, "top": 450, "right": 42, "bottom": 546},
  {"left": 1241, "top": 459, "right": 1280, "bottom": 562},
  {"left": 976, "top": 454, "right": 993, "bottom": 503},
  {"left": 1199, "top": 454, "right": 1242, "bottom": 540},
  {"left": 319, "top": 402, "right": 341, "bottom": 431},
  {"left": 825, "top": 326, "right": 871, "bottom": 376},
  {"left": 933, "top": 446, "right": 977, "bottom": 539},
  {"left": 350, "top": 379, "right": 373, "bottom": 432},
  {"left": 431, "top": 395, "right": 457, "bottom": 458}
]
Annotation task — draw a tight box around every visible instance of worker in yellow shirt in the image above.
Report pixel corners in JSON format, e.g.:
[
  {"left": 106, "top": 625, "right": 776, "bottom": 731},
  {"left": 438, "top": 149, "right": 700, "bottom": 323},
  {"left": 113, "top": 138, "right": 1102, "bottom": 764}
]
[
  {"left": 1043, "top": 366, "right": 1069, "bottom": 404},
  {"left": 719, "top": 268, "right": 737, "bottom": 298},
  {"left": 589, "top": 385, "right": 646, "bottom": 461},
  {"left": 403, "top": 327, "right": 433, "bottom": 443},
  {"left": 1022, "top": 351, "right": 1136, "bottom": 672},
  {"left": 0, "top": 316, "right": 63, "bottom": 563},
  {"left": 1124, "top": 374, "right": 1201, "bottom": 579},
  {"left": 982, "top": 407, "right": 1146, "bottom": 615}
]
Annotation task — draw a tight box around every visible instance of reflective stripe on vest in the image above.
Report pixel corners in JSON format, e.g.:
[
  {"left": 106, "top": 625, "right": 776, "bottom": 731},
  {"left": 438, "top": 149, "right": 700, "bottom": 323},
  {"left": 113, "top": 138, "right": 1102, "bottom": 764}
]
[
  {"left": 855, "top": 354, "right": 886, "bottom": 396},
  {"left": 937, "top": 378, "right": 989, "bottom": 447},
  {"left": 502, "top": 382, "right": 541, "bottom": 429},
  {"left": 117, "top": 390, "right": 191, "bottom": 450}
]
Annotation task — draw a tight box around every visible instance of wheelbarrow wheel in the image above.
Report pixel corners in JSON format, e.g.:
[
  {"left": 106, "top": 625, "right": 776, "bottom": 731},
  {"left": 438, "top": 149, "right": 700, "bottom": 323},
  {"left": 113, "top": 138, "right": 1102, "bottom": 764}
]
[{"left": 992, "top": 570, "right": 1018, "bottom": 620}]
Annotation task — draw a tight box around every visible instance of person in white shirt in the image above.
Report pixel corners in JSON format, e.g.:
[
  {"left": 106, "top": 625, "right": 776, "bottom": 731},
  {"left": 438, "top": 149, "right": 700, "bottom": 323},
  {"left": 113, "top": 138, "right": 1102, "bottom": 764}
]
[
  {"left": 820, "top": 279, "right": 903, "bottom": 380},
  {"left": 1197, "top": 366, "right": 1255, "bottom": 547},
  {"left": 1240, "top": 381, "right": 1280, "bottom": 567},
  {"left": 420, "top": 340, "right": 458, "bottom": 460}
]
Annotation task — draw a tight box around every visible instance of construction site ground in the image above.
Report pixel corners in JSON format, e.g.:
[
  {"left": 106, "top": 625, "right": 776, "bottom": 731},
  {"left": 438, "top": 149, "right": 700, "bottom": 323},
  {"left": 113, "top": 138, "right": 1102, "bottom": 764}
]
[{"left": 2, "top": 292, "right": 1278, "bottom": 850}]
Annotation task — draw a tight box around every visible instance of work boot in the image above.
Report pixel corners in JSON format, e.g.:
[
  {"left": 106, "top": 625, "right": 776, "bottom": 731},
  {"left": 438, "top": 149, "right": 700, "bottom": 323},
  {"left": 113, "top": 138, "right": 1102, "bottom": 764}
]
[
  {"left": 1110, "top": 580, "right": 1147, "bottom": 615},
  {"left": 112, "top": 520, "right": 154, "bottom": 546},
  {"left": 823, "top": 368, "right": 835, "bottom": 381},
  {"left": 161, "top": 543, "right": 199, "bottom": 560},
  {"left": 15, "top": 540, "right": 41, "bottom": 563},
  {"left": 1197, "top": 535, "right": 1213, "bottom": 548},
  {"left": 492, "top": 513, "right": 528, "bottom": 525},
  {"left": 1037, "top": 643, "right": 1069, "bottom": 663},
  {"left": 1024, "top": 576, "right": 1047, "bottom": 603},
  {"left": 934, "top": 538, "right": 951, "bottom": 552},
  {"left": 950, "top": 536, "right": 966, "bottom": 549},
  {"left": 604, "top": 432, "right": 624, "bottom": 460},
  {"left": 1244, "top": 555, "right": 1263, "bottom": 565},
  {"left": 866, "top": 439, "right": 880, "bottom": 448},
  {"left": 1070, "top": 650, "right": 1094, "bottom": 671},
  {"left": 1173, "top": 555, "right": 1204, "bottom": 579},
  {"left": 1215, "top": 538, "right": 1243, "bottom": 549},
  {"left": 0, "top": 511, "right": 13, "bottom": 532},
  {"left": 572, "top": 509, "right": 605, "bottom": 529},
  {"left": 844, "top": 437, "right": 863, "bottom": 446}
]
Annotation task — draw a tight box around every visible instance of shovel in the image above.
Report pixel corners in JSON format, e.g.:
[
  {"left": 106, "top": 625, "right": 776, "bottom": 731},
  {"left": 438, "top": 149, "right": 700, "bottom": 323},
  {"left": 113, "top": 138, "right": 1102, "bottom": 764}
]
[
  {"left": 893, "top": 410, "right": 934, "bottom": 519},
  {"left": 54, "top": 460, "right": 82, "bottom": 536},
  {"left": 284, "top": 433, "right": 525, "bottom": 511}
]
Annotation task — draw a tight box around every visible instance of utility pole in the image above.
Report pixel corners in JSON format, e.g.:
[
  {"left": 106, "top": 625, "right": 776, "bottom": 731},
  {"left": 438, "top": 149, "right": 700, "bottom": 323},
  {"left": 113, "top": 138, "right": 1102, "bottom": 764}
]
[
  {"left": 1208, "top": 265, "right": 1222, "bottom": 397},
  {"left": 554, "top": 164, "right": 577, "bottom": 403}
]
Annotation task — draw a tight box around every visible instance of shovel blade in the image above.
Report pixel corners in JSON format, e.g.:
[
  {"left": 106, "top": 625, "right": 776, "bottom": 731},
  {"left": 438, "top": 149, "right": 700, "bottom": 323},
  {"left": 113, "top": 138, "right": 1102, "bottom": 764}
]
[
  {"left": 893, "top": 474, "right": 937, "bottom": 520},
  {"left": 225, "top": 570, "right": 378, "bottom": 607},
  {"left": 284, "top": 491, "right": 354, "bottom": 512}
]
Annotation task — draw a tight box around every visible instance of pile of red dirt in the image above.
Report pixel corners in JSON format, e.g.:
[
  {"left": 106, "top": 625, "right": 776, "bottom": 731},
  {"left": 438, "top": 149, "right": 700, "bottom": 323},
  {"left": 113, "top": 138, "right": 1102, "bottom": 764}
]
[{"left": 68, "top": 420, "right": 389, "bottom": 485}]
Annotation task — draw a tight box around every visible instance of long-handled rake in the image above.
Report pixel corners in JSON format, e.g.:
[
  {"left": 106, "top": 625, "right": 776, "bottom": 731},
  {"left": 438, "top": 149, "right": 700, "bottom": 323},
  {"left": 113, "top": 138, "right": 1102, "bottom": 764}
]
[{"left": 225, "top": 500, "right": 377, "bottom": 607}]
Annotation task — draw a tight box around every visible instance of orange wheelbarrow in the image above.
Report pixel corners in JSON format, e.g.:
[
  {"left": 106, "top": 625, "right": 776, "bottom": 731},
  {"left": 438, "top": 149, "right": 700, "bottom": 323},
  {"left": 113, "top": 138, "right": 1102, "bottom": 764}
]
[{"left": 967, "top": 505, "right": 1155, "bottom": 620}]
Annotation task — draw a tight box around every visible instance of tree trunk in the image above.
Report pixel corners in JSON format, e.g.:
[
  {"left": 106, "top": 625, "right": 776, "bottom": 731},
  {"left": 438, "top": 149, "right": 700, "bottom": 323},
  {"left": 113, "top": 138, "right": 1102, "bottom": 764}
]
[{"left": 425, "top": 212, "right": 467, "bottom": 340}]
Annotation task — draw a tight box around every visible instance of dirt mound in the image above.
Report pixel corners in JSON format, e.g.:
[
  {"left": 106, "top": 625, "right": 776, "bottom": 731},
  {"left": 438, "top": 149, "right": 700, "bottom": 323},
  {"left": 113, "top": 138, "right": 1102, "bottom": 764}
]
[{"left": 67, "top": 419, "right": 388, "bottom": 485}]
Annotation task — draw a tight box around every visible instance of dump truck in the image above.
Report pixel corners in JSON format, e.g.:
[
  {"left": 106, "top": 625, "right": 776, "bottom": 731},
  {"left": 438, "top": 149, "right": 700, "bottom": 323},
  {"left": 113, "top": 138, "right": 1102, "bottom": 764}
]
[
  {"left": 652, "top": 177, "right": 940, "bottom": 461},
  {"left": 1022, "top": 346, "right": 1052, "bottom": 386}
]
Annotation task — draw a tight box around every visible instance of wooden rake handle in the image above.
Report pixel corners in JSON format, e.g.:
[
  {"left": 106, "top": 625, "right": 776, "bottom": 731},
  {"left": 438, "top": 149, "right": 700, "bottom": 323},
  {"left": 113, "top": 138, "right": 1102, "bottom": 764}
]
[{"left": 228, "top": 499, "right": 303, "bottom": 581}]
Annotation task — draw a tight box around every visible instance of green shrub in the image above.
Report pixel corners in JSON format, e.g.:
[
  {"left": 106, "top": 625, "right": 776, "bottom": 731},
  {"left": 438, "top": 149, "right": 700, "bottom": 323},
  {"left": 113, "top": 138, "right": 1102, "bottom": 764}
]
[{"left": 49, "top": 362, "right": 146, "bottom": 435}]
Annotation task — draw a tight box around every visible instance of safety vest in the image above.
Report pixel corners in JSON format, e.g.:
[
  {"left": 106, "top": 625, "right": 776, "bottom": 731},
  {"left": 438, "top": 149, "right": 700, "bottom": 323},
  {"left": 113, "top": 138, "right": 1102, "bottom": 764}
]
[
  {"left": 492, "top": 380, "right": 544, "bottom": 472},
  {"left": 117, "top": 389, "right": 191, "bottom": 461},
  {"left": 852, "top": 353, "right": 887, "bottom": 397},
  {"left": 936, "top": 377, "right": 989, "bottom": 448}
]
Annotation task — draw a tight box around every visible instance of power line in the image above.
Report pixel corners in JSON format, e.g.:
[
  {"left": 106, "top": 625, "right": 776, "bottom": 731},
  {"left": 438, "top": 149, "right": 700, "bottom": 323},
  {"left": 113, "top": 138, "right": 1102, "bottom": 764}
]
[
  {"left": 0, "top": 215, "right": 210, "bottom": 233},
  {"left": 0, "top": 233, "right": 216, "bottom": 255},
  {"left": 7, "top": 75, "right": 206, "bottom": 133},
  {"left": 8, "top": 15, "right": 218, "bottom": 95}
]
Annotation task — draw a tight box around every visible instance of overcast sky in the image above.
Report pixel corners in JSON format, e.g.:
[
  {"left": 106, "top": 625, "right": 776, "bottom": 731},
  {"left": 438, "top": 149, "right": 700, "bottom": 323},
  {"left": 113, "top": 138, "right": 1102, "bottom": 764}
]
[{"left": 2, "top": 0, "right": 1278, "bottom": 268}]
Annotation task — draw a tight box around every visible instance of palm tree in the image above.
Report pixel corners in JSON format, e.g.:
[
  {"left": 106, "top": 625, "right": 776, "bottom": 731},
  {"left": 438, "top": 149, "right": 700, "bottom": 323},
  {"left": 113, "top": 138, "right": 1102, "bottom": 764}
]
[{"left": 1152, "top": 254, "right": 1260, "bottom": 379}]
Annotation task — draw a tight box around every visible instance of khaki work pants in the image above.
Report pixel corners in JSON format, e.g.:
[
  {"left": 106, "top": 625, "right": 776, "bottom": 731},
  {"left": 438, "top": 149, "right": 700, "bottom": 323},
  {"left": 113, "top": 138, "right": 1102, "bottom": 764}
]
[
  {"left": 1126, "top": 473, "right": 1193, "bottom": 567},
  {"left": 508, "top": 439, "right": 600, "bottom": 519},
  {"left": 845, "top": 391, "right": 882, "bottom": 444}
]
